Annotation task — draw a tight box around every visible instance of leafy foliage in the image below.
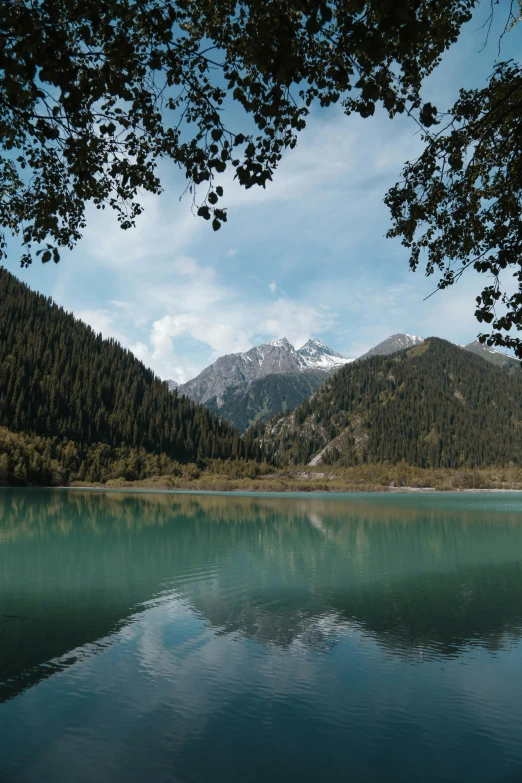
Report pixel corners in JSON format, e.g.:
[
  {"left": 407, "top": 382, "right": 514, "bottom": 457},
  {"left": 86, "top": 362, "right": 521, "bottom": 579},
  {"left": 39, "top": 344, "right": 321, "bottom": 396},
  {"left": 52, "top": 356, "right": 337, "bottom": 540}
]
[
  {"left": 0, "top": 427, "right": 184, "bottom": 485},
  {"left": 0, "top": 0, "right": 475, "bottom": 264},
  {"left": 259, "top": 338, "right": 522, "bottom": 468},
  {"left": 0, "top": 427, "right": 271, "bottom": 486},
  {"left": 386, "top": 60, "right": 522, "bottom": 357},
  {"left": 0, "top": 268, "right": 264, "bottom": 465}
]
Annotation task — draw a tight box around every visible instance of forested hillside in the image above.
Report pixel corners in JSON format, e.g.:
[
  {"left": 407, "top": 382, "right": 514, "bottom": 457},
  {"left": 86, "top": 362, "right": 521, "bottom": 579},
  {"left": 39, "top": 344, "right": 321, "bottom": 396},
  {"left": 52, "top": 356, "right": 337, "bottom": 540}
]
[
  {"left": 259, "top": 339, "right": 522, "bottom": 469},
  {"left": 0, "top": 269, "right": 253, "bottom": 482},
  {"left": 205, "top": 371, "right": 327, "bottom": 433}
]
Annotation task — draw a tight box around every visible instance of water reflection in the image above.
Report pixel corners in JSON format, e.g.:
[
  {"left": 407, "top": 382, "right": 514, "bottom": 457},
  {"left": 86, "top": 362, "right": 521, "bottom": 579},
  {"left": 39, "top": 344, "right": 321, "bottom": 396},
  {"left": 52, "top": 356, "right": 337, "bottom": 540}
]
[{"left": 1, "top": 488, "right": 522, "bottom": 704}]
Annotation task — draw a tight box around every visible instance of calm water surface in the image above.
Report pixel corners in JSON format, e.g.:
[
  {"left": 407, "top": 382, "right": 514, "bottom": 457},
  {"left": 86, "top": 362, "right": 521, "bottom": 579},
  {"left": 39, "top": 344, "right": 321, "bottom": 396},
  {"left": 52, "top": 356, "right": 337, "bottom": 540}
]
[{"left": 1, "top": 489, "right": 522, "bottom": 782}]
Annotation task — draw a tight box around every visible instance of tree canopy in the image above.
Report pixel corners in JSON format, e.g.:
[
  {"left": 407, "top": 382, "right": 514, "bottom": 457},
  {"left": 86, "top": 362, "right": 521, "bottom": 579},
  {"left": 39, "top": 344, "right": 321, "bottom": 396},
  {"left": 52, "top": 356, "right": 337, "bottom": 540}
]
[
  {"left": 1, "top": 0, "right": 473, "bottom": 259},
  {"left": 2, "top": 0, "right": 521, "bottom": 351},
  {"left": 386, "top": 56, "right": 522, "bottom": 357}
]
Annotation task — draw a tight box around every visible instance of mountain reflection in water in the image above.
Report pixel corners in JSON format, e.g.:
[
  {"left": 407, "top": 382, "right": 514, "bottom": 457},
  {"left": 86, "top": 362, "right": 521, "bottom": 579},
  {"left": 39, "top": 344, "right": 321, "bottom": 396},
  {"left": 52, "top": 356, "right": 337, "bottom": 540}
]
[{"left": 2, "top": 489, "right": 522, "bottom": 704}]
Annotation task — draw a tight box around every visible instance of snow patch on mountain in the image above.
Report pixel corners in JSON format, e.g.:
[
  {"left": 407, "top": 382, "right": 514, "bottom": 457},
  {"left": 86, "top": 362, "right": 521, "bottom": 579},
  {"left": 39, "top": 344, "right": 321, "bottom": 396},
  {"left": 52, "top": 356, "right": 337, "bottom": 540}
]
[
  {"left": 297, "top": 339, "right": 354, "bottom": 371},
  {"left": 463, "top": 340, "right": 519, "bottom": 369}
]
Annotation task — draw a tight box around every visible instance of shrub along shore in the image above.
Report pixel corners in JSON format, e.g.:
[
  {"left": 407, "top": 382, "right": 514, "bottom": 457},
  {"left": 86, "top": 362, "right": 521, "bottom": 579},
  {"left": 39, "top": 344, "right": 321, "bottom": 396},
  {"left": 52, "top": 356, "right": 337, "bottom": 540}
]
[
  {"left": 68, "top": 463, "right": 522, "bottom": 493},
  {"left": 2, "top": 426, "right": 522, "bottom": 492}
]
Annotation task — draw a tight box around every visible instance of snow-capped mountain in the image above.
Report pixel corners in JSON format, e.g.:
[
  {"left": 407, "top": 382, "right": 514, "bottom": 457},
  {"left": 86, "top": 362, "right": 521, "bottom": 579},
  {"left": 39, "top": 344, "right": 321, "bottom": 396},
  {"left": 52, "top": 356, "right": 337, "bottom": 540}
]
[
  {"left": 166, "top": 379, "right": 179, "bottom": 392},
  {"left": 357, "top": 333, "right": 424, "bottom": 361},
  {"left": 178, "top": 337, "right": 353, "bottom": 405},
  {"left": 172, "top": 331, "right": 519, "bottom": 430},
  {"left": 297, "top": 339, "right": 354, "bottom": 370}
]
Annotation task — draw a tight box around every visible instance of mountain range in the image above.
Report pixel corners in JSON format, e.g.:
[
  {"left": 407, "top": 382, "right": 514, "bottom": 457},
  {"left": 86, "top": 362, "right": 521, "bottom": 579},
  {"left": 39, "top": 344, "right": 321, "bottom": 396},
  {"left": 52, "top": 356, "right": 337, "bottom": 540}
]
[
  {"left": 259, "top": 338, "right": 522, "bottom": 469},
  {"left": 171, "top": 337, "right": 351, "bottom": 433},
  {"left": 170, "top": 333, "right": 518, "bottom": 432},
  {"left": 177, "top": 338, "right": 352, "bottom": 405},
  {"left": 204, "top": 370, "right": 329, "bottom": 434}
]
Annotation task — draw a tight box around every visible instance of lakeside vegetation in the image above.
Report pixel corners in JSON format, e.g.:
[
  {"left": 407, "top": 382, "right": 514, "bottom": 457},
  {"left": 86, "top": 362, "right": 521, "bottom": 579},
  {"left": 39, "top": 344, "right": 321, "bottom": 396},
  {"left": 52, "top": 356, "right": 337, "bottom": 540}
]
[
  {"left": 72, "top": 462, "right": 522, "bottom": 493},
  {"left": 3, "top": 426, "right": 522, "bottom": 492},
  {"left": 2, "top": 423, "right": 521, "bottom": 493},
  {"left": 0, "top": 426, "right": 267, "bottom": 487}
]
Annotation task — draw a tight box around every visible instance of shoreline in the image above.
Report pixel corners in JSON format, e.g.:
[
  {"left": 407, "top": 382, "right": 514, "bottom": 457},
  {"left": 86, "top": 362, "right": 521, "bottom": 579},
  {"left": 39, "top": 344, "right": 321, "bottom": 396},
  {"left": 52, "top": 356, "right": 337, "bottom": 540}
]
[
  {"left": 43, "top": 484, "right": 522, "bottom": 495},
  {"left": 4, "top": 469, "right": 522, "bottom": 494}
]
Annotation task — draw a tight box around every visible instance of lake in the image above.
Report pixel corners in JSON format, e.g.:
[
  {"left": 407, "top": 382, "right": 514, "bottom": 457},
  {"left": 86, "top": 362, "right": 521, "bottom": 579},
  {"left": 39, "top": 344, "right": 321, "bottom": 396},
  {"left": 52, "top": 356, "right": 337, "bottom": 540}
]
[{"left": 1, "top": 489, "right": 522, "bottom": 782}]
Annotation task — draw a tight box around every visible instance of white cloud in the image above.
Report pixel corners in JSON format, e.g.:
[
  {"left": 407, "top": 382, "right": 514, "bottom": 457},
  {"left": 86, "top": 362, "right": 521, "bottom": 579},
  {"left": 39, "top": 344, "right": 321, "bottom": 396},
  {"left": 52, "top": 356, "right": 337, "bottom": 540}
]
[
  {"left": 117, "top": 251, "right": 335, "bottom": 381},
  {"left": 55, "top": 64, "right": 498, "bottom": 381},
  {"left": 219, "top": 107, "right": 423, "bottom": 217},
  {"left": 133, "top": 296, "right": 331, "bottom": 382},
  {"left": 108, "top": 299, "right": 133, "bottom": 308},
  {"left": 81, "top": 190, "right": 204, "bottom": 273},
  {"left": 260, "top": 297, "right": 333, "bottom": 351},
  {"left": 76, "top": 308, "right": 128, "bottom": 345}
]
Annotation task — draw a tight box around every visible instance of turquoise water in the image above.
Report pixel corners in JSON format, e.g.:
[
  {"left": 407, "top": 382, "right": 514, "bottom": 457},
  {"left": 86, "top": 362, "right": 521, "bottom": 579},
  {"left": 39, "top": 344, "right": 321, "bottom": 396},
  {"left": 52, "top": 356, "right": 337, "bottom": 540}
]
[{"left": 1, "top": 489, "right": 522, "bottom": 782}]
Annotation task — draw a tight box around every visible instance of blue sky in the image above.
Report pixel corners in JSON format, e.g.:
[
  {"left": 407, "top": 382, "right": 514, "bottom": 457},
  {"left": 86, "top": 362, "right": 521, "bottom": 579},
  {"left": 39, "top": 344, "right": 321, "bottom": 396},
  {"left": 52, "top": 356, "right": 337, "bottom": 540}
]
[{"left": 4, "top": 4, "right": 521, "bottom": 382}]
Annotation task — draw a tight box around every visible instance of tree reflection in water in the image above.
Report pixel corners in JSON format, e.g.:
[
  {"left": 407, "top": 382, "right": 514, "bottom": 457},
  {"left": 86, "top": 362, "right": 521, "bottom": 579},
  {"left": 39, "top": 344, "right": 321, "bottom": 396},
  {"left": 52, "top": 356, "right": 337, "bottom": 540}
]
[{"left": 1, "top": 488, "right": 522, "bottom": 703}]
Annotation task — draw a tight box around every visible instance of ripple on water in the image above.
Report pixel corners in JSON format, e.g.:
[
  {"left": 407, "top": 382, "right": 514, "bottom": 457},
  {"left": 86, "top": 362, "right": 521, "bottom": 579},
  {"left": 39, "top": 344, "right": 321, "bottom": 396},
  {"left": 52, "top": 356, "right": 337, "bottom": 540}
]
[{"left": 1, "top": 490, "right": 522, "bottom": 782}]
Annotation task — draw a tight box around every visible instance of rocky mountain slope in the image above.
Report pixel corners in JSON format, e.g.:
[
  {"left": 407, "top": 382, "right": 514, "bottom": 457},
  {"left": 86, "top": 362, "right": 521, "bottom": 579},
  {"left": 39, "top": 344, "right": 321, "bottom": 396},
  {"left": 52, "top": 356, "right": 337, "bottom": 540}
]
[
  {"left": 178, "top": 337, "right": 352, "bottom": 405},
  {"left": 205, "top": 370, "right": 328, "bottom": 433},
  {"left": 258, "top": 338, "right": 522, "bottom": 469},
  {"left": 171, "top": 332, "right": 518, "bottom": 435},
  {"left": 357, "top": 333, "right": 424, "bottom": 360},
  {"left": 464, "top": 340, "right": 519, "bottom": 370}
]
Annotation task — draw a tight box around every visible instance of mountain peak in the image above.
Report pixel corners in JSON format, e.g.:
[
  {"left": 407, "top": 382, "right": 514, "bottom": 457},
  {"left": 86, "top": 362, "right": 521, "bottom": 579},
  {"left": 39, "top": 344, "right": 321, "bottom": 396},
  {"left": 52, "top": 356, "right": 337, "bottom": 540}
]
[
  {"left": 464, "top": 340, "right": 519, "bottom": 369},
  {"left": 178, "top": 336, "right": 352, "bottom": 405},
  {"left": 297, "top": 339, "right": 353, "bottom": 369},
  {"left": 301, "top": 338, "right": 327, "bottom": 349},
  {"left": 267, "top": 337, "right": 293, "bottom": 349},
  {"left": 358, "top": 333, "right": 424, "bottom": 361}
]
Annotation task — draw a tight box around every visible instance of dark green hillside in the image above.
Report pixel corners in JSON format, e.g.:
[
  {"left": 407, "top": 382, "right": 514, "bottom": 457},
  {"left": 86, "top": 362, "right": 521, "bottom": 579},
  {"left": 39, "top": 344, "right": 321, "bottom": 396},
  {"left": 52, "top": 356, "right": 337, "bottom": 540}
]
[
  {"left": 206, "top": 371, "right": 327, "bottom": 433},
  {"left": 0, "top": 268, "right": 242, "bottom": 468},
  {"left": 260, "top": 339, "right": 522, "bottom": 469}
]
